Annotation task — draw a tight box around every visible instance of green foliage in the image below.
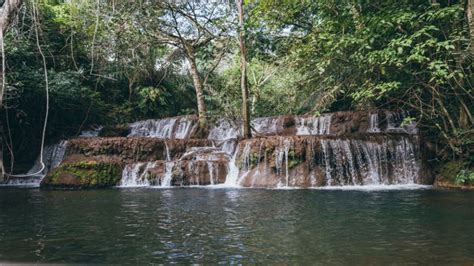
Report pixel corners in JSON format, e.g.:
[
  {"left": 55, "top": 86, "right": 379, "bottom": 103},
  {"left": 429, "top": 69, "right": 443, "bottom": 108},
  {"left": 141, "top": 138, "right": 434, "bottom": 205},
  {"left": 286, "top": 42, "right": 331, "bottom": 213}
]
[
  {"left": 249, "top": 0, "right": 473, "bottom": 159},
  {"left": 455, "top": 169, "right": 474, "bottom": 184},
  {"left": 2, "top": 0, "right": 473, "bottom": 172},
  {"left": 135, "top": 86, "right": 169, "bottom": 117}
]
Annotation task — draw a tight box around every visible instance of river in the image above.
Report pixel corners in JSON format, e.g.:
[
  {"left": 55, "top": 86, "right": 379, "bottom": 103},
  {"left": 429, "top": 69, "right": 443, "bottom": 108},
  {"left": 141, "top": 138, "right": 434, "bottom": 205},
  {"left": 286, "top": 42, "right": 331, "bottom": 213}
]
[{"left": 0, "top": 187, "right": 472, "bottom": 264}]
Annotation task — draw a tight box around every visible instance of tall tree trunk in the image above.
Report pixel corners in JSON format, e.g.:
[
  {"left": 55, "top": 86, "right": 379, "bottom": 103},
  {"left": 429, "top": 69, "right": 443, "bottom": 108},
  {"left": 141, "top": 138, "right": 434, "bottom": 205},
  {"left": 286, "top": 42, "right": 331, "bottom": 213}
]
[
  {"left": 237, "top": 0, "right": 251, "bottom": 139},
  {"left": 0, "top": 0, "right": 23, "bottom": 181},
  {"left": 467, "top": 0, "right": 474, "bottom": 56},
  {"left": 185, "top": 45, "right": 207, "bottom": 127}
]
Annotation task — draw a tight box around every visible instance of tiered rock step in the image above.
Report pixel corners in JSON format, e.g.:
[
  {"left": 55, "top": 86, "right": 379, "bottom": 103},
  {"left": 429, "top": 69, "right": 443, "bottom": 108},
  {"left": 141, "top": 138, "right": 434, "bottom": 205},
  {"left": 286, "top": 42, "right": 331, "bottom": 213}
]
[
  {"left": 41, "top": 137, "right": 227, "bottom": 189},
  {"left": 230, "top": 134, "right": 431, "bottom": 188},
  {"left": 39, "top": 110, "right": 429, "bottom": 189}
]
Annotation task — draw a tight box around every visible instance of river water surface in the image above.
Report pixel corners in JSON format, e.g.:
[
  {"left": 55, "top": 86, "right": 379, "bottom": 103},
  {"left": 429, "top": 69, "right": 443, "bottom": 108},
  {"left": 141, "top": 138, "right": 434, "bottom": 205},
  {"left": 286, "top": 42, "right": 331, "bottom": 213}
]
[{"left": 0, "top": 187, "right": 473, "bottom": 264}]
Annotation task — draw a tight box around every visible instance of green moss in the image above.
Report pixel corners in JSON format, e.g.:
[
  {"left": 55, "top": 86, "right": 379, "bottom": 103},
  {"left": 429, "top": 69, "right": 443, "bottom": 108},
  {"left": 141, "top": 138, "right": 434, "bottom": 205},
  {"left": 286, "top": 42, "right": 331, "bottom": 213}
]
[
  {"left": 45, "top": 160, "right": 122, "bottom": 189},
  {"left": 438, "top": 161, "right": 464, "bottom": 182}
]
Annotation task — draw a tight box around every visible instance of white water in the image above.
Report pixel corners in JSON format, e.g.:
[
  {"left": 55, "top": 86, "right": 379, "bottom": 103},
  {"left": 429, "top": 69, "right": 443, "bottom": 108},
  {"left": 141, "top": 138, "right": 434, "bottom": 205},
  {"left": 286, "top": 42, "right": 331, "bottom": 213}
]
[
  {"left": 161, "top": 162, "right": 175, "bottom": 187},
  {"left": 251, "top": 117, "right": 283, "bottom": 135},
  {"left": 119, "top": 162, "right": 153, "bottom": 187},
  {"left": 368, "top": 113, "right": 381, "bottom": 133},
  {"left": 275, "top": 138, "right": 293, "bottom": 187},
  {"left": 128, "top": 116, "right": 196, "bottom": 139},
  {"left": 296, "top": 115, "right": 332, "bottom": 135},
  {"left": 208, "top": 118, "right": 241, "bottom": 141},
  {"left": 22, "top": 111, "right": 420, "bottom": 189},
  {"left": 79, "top": 126, "right": 102, "bottom": 137},
  {"left": 224, "top": 144, "right": 242, "bottom": 187},
  {"left": 224, "top": 135, "right": 421, "bottom": 188},
  {"left": 3, "top": 140, "right": 68, "bottom": 186}
]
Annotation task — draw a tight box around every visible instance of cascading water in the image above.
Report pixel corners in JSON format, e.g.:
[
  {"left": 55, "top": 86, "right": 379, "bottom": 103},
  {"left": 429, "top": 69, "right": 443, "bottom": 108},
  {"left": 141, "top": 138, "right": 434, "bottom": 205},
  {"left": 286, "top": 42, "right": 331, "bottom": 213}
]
[
  {"left": 128, "top": 116, "right": 196, "bottom": 139},
  {"left": 41, "top": 110, "right": 427, "bottom": 189},
  {"left": 174, "top": 118, "right": 195, "bottom": 139},
  {"left": 274, "top": 138, "right": 293, "bottom": 187},
  {"left": 224, "top": 144, "right": 241, "bottom": 186},
  {"left": 251, "top": 117, "right": 283, "bottom": 135},
  {"left": 224, "top": 135, "right": 422, "bottom": 188},
  {"left": 321, "top": 136, "right": 420, "bottom": 185},
  {"left": 120, "top": 163, "right": 151, "bottom": 187},
  {"left": 296, "top": 115, "right": 332, "bottom": 135},
  {"left": 161, "top": 162, "right": 175, "bottom": 187},
  {"left": 129, "top": 118, "right": 177, "bottom": 138},
  {"left": 79, "top": 126, "right": 103, "bottom": 137},
  {"left": 208, "top": 118, "right": 241, "bottom": 141},
  {"left": 368, "top": 113, "right": 381, "bottom": 133},
  {"left": 4, "top": 140, "right": 68, "bottom": 186}
]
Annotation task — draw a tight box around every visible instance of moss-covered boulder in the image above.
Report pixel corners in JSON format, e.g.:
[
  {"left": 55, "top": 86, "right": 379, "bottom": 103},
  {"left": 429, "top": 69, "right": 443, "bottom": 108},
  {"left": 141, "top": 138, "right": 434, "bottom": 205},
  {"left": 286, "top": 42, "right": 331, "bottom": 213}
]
[{"left": 41, "top": 159, "right": 123, "bottom": 189}]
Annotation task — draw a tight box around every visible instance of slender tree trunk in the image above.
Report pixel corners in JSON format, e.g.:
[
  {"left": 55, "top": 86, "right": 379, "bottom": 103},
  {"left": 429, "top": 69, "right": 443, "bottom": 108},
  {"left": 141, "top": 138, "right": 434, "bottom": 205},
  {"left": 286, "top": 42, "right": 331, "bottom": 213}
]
[
  {"left": 467, "top": 0, "right": 474, "bottom": 56},
  {"left": 0, "top": 0, "right": 23, "bottom": 181},
  {"left": 185, "top": 45, "right": 207, "bottom": 127},
  {"left": 237, "top": 0, "right": 251, "bottom": 139}
]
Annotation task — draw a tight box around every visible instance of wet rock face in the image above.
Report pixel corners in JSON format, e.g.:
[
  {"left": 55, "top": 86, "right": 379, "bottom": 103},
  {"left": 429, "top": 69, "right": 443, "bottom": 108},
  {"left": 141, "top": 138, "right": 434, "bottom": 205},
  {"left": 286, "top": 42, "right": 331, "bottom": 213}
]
[
  {"left": 231, "top": 134, "right": 426, "bottom": 188},
  {"left": 173, "top": 160, "right": 227, "bottom": 186},
  {"left": 66, "top": 137, "right": 213, "bottom": 162},
  {"left": 116, "top": 159, "right": 228, "bottom": 187},
  {"left": 98, "top": 125, "right": 130, "bottom": 137}
]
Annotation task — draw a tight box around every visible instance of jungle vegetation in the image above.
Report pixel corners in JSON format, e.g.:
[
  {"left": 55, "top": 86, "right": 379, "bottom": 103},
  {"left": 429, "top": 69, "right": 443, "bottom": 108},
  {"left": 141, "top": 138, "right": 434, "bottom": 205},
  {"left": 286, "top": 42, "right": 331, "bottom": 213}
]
[{"left": 0, "top": 0, "right": 472, "bottom": 174}]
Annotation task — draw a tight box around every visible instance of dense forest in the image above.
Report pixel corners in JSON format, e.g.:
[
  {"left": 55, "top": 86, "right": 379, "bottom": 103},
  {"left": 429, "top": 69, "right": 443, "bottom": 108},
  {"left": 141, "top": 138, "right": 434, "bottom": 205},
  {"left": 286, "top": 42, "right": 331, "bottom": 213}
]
[{"left": 0, "top": 0, "right": 473, "bottom": 179}]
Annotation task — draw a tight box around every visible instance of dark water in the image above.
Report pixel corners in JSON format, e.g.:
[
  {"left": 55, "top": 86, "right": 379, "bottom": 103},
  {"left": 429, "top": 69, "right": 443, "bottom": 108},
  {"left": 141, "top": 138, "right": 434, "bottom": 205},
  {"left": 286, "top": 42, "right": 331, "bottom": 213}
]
[{"left": 0, "top": 187, "right": 473, "bottom": 264}]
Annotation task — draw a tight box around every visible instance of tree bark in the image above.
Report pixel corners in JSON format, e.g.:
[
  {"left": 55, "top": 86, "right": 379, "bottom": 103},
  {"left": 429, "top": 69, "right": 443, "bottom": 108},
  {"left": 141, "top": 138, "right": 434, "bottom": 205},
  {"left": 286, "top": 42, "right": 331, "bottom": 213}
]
[
  {"left": 0, "top": 0, "right": 23, "bottom": 181},
  {"left": 467, "top": 0, "right": 474, "bottom": 56},
  {"left": 237, "top": 0, "right": 251, "bottom": 139},
  {"left": 185, "top": 44, "right": 207, "bottom": 127}
]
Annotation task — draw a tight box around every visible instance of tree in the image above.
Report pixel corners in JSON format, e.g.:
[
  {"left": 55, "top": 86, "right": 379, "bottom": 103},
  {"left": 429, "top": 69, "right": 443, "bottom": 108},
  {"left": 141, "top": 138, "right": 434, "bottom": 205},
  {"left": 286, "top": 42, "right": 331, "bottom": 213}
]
[
  {"left": 237, "top": 0, "right": 251, "bottom": 138},
  {"left": 0, "top": 0, "right": 23, "bottom": 180},
  {"left": 138, "top": 0, "right": 232, "bottom": 127}
]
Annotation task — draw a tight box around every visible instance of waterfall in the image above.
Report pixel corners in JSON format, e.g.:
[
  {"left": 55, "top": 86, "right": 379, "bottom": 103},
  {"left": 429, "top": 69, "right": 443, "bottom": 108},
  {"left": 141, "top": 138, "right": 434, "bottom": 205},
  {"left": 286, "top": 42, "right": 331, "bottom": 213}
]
[
  {"left": 296, "top": 115, "right": 332, "bottom": 135},
  {"left": 4, "top": 140, "right": 68, "bottom": 186},
  {"left": 275, "top": 138, "right": 293, "bottom": 187},
  {"left": 128, "top": 116, "right": 196, "bottom": 139},
  {"left": 174, "top": 118, "right": 194, "bottom": 139},
  {"left": 318, "top": 137, "right": 419, "bottom": 186},
  {"left": 207, "top": 162, "right": 215, "bottom": 185},
  {"left": 161, "top": 162, "right": 175, "bottom": 187},
  {"left": 27, "top": 140, "right": 68, "bottom": 175},
  {"left": 223, "top": 134, "right": 421, "bottom": 188},
  {"left": 208, "top": 118, "right": 241, "bottom": 141},
  {"left": 42, "top": 111, "right": 426, "bottom": 189},
  {"left": 224, "top": 143, "right": 243, "bottom": 186},
  {"left": 129, "top": 118, "right": 177, "bottom": 138},
  {"left": 79, "top": 126, "right": 102, "bottom": 137},
  {"left": 164, "top": 141, "right": 171, "bottom": 161},
  {"left": 368, "top": 113, "right": 381, "bottom": 133},
  {"left": 120, "top": 162, "right": 155, "bottom": 187},
  {"left": 251, "top": 117, "right": 283, "bottom": 135}
]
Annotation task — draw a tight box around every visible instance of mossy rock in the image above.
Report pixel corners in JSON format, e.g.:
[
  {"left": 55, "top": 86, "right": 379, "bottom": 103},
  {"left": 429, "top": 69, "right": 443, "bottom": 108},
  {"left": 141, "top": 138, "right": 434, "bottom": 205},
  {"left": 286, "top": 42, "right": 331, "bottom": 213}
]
[
  {"left": 41, "top": 160, "right": 123, "bottom": 189},
  {"left": 437, "top": 161, "right": 464, "bottom": 182}
]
